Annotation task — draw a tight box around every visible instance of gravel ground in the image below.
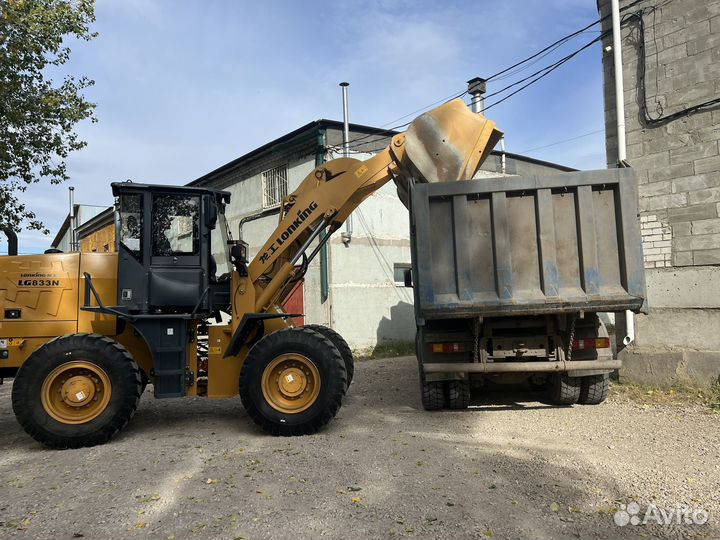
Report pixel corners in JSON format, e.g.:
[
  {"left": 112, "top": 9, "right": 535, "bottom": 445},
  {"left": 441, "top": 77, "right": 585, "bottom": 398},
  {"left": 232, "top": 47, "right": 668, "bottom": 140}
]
[{"left": 0, "top": 355, "right": 718, "bottom": 540}]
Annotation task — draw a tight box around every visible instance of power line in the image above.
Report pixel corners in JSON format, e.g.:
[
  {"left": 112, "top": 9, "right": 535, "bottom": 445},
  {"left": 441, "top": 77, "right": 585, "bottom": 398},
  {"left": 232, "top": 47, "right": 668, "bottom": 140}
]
[
  {"left": 330, "top": 0, "right": 666, "bottom": 155},
  {"left": 516, "top": 128, "right": 604, "bottom": 154},
  {"left": 483, "top": 30, "right": 608, "bottom": 112},
  {"left": 485, "top": 19, "right": 603, "bottom": 81}
]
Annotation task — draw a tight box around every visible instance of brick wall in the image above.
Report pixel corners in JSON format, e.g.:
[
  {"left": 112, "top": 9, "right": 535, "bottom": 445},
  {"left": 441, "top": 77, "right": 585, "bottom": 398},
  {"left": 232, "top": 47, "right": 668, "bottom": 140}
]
[{"left": 600, "top": 0, "right": 720, "bottom": 267}]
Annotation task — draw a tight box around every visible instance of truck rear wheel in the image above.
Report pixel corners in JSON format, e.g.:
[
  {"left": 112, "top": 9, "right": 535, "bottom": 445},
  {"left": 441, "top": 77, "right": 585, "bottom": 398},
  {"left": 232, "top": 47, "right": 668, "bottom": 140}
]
[
  {"left": 578, "top": 374, "right": 609, "bottom": 404},
  {"left": 11, "top": 333, "right": 142, "bottom": 449},
  {"left": 548, "top": 373, "right": 581, "bottom": 405},
  {"left": 302, "top": 324, "right": 354, "bottom": 391},
  {"left": 446, "top": 380, "right": 471, "bottom": 409},
  {"left": 239, "top": 327, "right": 346, "bottom": 436},
  {"left": 419, "top": 367, "right": 445, "bottom": 410}
]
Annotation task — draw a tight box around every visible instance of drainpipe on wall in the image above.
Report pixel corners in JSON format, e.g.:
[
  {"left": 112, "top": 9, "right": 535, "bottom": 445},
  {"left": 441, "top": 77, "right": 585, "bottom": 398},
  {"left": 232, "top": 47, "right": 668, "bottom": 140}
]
[
  {"left": 339, "top": 82, "right": 353, "bottom": 246},
  {"left": 317, "top": 129, "right": 330, "bottom": 304},
  {"left": 610, "top": 0, "right": 635, "bottom": 346},
  {"left": 500, "top": 137, "right": 507, "bottom": 174}
]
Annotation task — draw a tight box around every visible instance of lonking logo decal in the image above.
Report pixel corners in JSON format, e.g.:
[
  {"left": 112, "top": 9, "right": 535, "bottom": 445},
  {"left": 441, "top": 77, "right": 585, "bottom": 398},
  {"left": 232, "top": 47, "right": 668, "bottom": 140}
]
[
  {"left": 259, "top": 201, "right": 319, "bottom": 264},
  {"left": 17, "top": 272, "right": 61, "bottom": 287}
]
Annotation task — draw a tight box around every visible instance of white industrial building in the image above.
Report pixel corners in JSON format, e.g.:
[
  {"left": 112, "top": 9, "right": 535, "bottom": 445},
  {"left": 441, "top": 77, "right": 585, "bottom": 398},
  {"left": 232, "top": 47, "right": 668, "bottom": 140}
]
[{"left": 190, "top": 116, "right": 574, "bottom": 350}]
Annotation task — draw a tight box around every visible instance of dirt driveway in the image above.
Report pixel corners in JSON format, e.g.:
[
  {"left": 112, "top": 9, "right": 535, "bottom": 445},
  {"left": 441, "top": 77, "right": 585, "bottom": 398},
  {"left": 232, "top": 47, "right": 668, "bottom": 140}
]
[{"left": 0, "top": 356, "right": 717, "bottom": 540}]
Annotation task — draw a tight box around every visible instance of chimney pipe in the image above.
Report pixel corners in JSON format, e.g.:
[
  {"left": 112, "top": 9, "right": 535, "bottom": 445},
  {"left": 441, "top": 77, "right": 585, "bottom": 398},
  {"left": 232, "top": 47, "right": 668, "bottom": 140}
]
[
  {"left": 467, "top": 77, "right": 487, "bottom": 114},
  {"left": 68, "top": 186, "right": 76, "bottom": 251},
  {"left": 339, "top": 82, "right": 353, "bottom": 245},
  {"left": 2, "top": 228, "right": 17, "bottom": 256}
]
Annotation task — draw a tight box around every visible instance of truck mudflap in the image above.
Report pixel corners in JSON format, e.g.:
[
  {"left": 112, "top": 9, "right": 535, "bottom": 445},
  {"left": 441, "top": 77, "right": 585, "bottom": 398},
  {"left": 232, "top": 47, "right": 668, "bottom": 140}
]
[{"left": 422, "top": 359, "right": 620, "bottom": 374}]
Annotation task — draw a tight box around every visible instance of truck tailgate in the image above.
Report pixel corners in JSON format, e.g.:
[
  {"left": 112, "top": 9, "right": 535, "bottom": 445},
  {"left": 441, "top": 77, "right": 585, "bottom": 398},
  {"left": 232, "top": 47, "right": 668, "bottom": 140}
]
[{"left": 410, "top": 169, "right": 647, "bottom": 319}]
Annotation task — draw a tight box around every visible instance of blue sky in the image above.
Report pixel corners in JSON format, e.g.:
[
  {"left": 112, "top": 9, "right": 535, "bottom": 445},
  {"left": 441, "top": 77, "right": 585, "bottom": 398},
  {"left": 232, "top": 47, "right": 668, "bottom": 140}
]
[{"left": 14, "top": 0, "right": 608, "bottom": 253}]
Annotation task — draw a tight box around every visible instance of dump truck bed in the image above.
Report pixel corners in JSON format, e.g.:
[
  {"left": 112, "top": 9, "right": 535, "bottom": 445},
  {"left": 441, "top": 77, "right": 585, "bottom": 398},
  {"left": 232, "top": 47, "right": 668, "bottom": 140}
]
[{"left": 409, "top": 168, "right": 647, "bottom": 320}]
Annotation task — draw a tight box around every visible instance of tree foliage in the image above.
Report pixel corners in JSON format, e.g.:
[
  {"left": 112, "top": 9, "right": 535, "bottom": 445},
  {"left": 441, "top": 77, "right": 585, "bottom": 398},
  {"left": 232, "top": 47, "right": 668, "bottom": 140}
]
[{"left": 0, "top": 0, "right": 96, "bottom": 232}]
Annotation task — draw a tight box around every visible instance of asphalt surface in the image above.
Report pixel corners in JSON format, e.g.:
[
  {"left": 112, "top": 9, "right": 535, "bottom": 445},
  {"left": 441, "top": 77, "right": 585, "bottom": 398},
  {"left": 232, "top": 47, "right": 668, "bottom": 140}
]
[{"left": 0, "top": 356, "right": 717, "bottom": 540}]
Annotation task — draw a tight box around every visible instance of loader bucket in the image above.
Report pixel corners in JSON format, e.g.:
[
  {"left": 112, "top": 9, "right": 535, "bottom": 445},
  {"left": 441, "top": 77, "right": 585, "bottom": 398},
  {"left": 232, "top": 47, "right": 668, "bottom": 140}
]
[{"left": 394, "top": 98, "right": 503, "bottom": 207}]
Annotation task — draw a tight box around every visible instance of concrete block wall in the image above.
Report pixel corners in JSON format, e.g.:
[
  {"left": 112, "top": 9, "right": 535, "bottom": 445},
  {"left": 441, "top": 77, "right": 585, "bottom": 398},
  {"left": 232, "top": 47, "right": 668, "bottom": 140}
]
[
  {"left": 599, "top": 0, "right": 720, "bottom": 386},
  {"left": 601, "top": 0, "right": 720, "bottom": 267}
]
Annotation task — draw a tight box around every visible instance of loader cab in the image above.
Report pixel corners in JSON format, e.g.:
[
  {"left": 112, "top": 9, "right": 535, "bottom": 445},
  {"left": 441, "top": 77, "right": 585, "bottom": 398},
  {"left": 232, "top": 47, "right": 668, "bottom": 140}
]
[{"left": 111, "top": 182, "right": 232, "bottom": 316}]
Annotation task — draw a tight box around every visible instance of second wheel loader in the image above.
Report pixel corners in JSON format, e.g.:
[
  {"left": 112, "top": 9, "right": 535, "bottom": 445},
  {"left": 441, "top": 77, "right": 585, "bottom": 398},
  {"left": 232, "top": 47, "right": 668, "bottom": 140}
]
[{"left": 0, "top": 99, "right": 501, "bottom": 448}]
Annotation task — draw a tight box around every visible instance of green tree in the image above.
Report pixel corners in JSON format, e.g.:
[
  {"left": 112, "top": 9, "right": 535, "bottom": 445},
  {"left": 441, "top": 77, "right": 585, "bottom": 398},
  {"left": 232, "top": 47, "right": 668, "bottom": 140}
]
[{"left": 0, "top": 0, "right": 96, "bottom": 233}]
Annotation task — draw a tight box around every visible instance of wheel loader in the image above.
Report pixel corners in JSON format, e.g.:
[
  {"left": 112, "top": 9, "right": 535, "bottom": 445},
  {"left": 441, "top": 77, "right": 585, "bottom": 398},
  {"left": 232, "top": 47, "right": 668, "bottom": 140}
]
[{"left": 0, "top": 99, "right": 502, "bottom": 448}]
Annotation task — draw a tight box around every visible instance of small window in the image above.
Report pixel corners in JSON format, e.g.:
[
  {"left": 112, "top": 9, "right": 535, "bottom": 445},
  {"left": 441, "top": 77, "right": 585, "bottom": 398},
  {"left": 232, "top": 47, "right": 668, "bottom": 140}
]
[
  {"left": 152, "top": 195, "right": 200, "bottom": 256},
  {"left": 262, "top": 165, "right": 288, "bottom": 208},
  {"left": 119, "top": 194, "right": 143, "bottom": 259}
]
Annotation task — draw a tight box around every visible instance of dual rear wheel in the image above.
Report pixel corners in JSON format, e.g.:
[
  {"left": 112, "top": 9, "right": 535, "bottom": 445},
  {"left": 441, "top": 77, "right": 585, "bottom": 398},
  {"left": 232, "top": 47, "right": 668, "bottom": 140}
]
[
  {"left": 420, "top": 372, "right": 610, "bottom": 410},
  {"left": 549, "top": 373, "right": 610, "bottom": 405}
]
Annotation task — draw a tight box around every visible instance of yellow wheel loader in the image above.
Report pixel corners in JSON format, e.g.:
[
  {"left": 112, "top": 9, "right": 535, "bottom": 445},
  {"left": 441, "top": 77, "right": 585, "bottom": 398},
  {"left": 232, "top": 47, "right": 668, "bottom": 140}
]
[{"left": 0, "top": 100, "right": 501, "bottom": 448}]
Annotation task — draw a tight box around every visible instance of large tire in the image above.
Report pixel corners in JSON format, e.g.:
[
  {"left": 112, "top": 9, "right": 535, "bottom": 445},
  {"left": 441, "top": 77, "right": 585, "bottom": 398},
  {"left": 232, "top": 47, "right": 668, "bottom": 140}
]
[
  {"left": 548, "top": 373, "right": 582, "bottom": 405},
  {"left": 303, "top": 324, "right": 354, "bottom": 391},
  {"left": 239, "top": 327, "right": 346, "bottom": 436},
  {"left": 419, "top": 366, "right": 444, "bottom": 411},
  {"left": 579, "top": 374, "right": 609, "bottom": 404},
  {"left": 447, "top": 380, "right": 471, "bottom": 409},
  {"left": 12, "top": 333, "right": 142, "bottom": 449}
]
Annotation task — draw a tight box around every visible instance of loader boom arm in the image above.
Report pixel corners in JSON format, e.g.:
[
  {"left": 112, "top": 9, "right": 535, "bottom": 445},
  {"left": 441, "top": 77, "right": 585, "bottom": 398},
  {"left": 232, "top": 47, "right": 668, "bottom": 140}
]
[{"left": 232, "top": 99, "right": 502, "bottom": 324}]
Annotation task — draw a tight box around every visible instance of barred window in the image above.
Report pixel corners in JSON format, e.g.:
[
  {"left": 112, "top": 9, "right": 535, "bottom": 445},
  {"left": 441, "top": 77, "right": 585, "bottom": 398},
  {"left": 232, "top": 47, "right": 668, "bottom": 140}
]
[{"left": 262, "top": 165, "right": 288, "bottom": 208}]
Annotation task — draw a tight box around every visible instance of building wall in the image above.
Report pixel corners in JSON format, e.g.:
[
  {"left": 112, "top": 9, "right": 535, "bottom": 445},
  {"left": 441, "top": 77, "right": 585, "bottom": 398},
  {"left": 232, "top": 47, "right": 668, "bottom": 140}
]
[
  {"left": 599, "top": 0, "right": 720, "bottom": 385},
  {"left": 201, "top": 125, "right": 573, "bottom": 350},
  {"left": 52, "top": 205, "right": 108, "bottom": 252},
  {"left": 79, "top": 222, "right": 115, "bottom": 253}
]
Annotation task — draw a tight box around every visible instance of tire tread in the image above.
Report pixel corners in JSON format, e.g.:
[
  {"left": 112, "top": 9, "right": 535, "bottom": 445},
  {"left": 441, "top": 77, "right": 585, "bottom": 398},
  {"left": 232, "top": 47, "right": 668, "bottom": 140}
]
[
  {"left": 12, "top": 333, "right": 141, "bottom": 449},
  {"left": 239, "top": 327, "right": 346, "bottom": 436}
]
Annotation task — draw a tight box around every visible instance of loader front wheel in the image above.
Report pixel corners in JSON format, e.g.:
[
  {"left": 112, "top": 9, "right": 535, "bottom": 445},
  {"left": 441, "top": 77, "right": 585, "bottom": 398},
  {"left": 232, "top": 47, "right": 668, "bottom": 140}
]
[
  {"left": 240, "top": 327, "right": 346, "bottom": 436},
  {"left": 12, "top": 333, "right": 142, "bottom": 449},
  {"left": 303, "top": 324, "right": 354, "bottom": 391}
]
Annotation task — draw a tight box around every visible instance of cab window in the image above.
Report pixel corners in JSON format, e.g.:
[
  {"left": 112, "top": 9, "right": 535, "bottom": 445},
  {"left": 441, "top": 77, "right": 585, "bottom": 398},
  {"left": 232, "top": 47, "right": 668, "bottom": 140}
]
[
  {"left": 151, "top": 195, "right": 200, "bottom": 256},
  {"left": 118, "top": 194, "right": 143, "bottom": 259}
]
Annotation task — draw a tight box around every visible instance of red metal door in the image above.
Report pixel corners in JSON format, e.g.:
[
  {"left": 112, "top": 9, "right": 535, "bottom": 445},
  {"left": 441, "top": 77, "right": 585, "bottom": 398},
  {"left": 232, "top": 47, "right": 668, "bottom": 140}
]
[{"left": 282, "top": 280, "right": 305, "bottom": 326}]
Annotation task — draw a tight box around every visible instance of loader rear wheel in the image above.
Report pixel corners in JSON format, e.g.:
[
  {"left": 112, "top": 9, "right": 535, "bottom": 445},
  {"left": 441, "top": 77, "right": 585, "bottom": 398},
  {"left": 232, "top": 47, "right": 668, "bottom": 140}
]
[
  {"left": 12, "top": 333, "right": 142, "bottom": 449},
  {"left": 548, "top": 373, "right": 582, "bottom": 405},
  {"left": 240, "top": 327, "right": 346, "bottom": 436},
  {"left": 303, "top": 324, "right": 354, "bottom": 391}
]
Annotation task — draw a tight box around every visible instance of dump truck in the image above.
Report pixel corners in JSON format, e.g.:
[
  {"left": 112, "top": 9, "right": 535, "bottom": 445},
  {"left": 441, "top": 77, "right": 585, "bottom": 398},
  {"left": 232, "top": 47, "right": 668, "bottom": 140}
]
[
  {"left": 0, "top": 99, "right": 502, "bottom": 448},
  {"left": 404, "top": 167, "right": 648, "bottom": 408}
]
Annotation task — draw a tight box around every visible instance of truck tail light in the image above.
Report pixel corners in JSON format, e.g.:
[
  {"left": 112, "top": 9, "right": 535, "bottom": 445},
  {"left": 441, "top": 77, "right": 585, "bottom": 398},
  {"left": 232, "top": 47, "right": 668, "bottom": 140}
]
[
  {"left": 572, "top": 337, "right": 610, "bottom": 351},
  {"left": 431, "top": 343, "right": 466, "bottom": 353}
]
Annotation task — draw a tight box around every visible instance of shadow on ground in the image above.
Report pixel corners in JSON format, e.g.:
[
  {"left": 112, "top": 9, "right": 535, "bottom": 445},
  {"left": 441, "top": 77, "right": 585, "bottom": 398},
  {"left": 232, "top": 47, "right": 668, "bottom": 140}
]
[{"left": 0, "top": 356, "right": 716, "bottom": 539}]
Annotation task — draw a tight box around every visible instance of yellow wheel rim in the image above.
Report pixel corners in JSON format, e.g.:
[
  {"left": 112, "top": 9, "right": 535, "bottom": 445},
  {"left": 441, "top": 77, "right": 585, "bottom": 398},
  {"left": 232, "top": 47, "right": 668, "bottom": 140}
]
[
  {"left": 261, "top": 353, "right": 321, "bottom": 414},
  {"left": 41, "top": 361, "right": 112, "bottom": 425}
]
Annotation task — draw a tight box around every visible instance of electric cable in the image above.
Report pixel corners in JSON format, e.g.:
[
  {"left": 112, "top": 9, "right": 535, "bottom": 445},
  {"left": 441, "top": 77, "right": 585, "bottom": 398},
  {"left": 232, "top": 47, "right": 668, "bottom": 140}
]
[{"left": 516, "top": 128, "right": 604, "bottom": 154}]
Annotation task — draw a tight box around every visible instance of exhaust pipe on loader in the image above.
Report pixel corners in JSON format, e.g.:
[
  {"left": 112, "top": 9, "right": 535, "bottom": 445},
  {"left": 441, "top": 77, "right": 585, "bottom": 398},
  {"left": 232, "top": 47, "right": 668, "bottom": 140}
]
[{"left": 2, "top": 228, "right": 18, "bottom": 256}]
